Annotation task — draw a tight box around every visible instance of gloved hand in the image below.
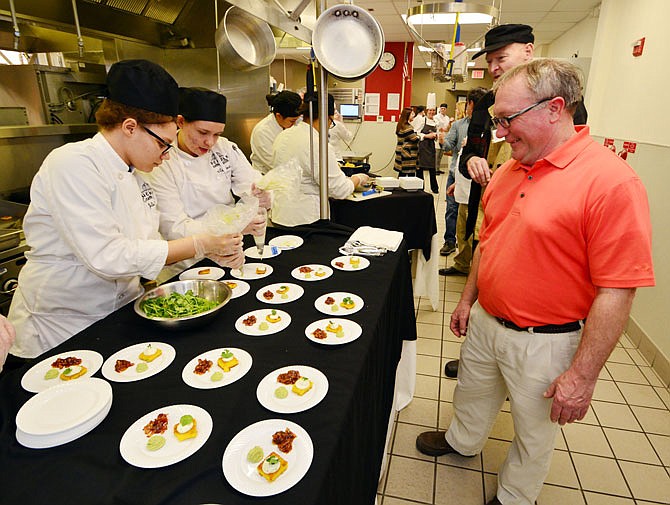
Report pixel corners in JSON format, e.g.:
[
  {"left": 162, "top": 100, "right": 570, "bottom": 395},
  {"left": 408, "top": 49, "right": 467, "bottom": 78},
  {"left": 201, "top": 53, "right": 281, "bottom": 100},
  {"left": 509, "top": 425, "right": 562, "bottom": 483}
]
[
  {"left": 352, "top": 173, "right": 370, "bottom": 189},
  {"left": 192, "top": 233, "right": 243, "bottom": 259},
  {"left": 251, "top": 183, "right": 271, "bottom": 210},
  {"left": 209, "top": 249, "right": 245, "bottom": 270},
  {"left": 242, "top": 208, "right": 267, "bottom": 237}
]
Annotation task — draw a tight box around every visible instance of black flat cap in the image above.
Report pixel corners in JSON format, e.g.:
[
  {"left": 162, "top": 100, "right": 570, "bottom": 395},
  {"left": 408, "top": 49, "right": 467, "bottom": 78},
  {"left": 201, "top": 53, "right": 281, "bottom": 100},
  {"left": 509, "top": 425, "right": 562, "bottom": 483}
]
[
  {"left": 179, "top": 87, "right": 227, "bottom": 123},
  {"left": 106, "top": 59, "right": 179, "bottom": 116},
  {"left": 472, "top": 24, "right": 534, "bottom": 60},
  {"left": 300, "top": 93, "right": 335, "bottom": 118}
]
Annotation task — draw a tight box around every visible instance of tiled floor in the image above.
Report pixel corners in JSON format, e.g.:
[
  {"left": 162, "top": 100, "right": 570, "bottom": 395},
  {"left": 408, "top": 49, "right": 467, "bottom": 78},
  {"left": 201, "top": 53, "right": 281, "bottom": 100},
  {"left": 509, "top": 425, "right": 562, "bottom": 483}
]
[{"left": 376, "top": 172, "right": 670, "bottom": 505}]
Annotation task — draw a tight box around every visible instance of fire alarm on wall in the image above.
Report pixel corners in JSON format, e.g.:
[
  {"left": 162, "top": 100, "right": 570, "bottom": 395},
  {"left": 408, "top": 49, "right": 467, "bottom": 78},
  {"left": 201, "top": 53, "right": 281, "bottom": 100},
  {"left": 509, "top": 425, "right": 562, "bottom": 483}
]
[{"left": 633, "top": 37, "right": 645, "bottom": 57}]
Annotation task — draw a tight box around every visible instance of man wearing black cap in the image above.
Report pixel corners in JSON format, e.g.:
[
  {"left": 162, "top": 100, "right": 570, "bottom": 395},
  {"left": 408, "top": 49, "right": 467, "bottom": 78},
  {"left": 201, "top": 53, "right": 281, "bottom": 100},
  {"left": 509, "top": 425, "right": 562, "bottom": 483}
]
[
  {"left": 270, "top": 93, "right": 369, "bottom": 226},
  {"left": 145, "top": 87, "right": 268, "bottom": 248},
  {"left": 8, "top": 61, "right": 243, "bottom": 360}
]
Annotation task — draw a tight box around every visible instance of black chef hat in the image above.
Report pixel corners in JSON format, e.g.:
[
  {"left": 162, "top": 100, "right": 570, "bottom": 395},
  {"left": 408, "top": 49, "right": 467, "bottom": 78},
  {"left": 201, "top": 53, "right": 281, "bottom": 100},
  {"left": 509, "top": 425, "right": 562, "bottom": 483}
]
[
  {"left": 471, "top": 24, "right": 534, "bottom": 60},
  {"left": 300, "top": 93, "right": 335, "bottom": 118},
  {"left": 106, "top": 59, "right": 179, "bottom": 116},
  {"left": 179, "top": 87, "right": 227, "bottom": 123},
  {"left": 269, "top": 91, "right": 303, "bottom": 118}
]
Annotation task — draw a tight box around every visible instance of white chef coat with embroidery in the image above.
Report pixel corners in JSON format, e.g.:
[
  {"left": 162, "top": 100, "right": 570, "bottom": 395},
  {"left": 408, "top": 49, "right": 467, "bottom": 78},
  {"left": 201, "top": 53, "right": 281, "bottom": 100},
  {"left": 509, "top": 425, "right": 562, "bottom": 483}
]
[
  {"left": 145, "top": 136, "right": 260, "bottom": 239},
  {"left": 271, "top": 121, "right": 354, "bottom": 227},
  {"left": 9, "top": 133, "right": 168, "bottom": 358},
  {"left": 250, "top": 113, "right": 283, "bottom": 174}
]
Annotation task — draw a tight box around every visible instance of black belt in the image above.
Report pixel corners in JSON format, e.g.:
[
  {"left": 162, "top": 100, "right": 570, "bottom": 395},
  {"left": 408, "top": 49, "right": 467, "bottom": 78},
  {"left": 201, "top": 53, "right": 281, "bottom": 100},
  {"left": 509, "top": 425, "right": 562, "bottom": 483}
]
[{"left": 495, "top": 317, "right": 583, "bottom": 334}]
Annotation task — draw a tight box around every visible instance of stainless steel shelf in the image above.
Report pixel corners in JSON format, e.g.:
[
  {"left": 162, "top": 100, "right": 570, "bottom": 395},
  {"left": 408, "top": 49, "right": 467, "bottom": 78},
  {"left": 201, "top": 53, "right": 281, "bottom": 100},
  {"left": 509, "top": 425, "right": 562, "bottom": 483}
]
[{"left": 0, "top": 124, "right": 98, "bottom": 139}]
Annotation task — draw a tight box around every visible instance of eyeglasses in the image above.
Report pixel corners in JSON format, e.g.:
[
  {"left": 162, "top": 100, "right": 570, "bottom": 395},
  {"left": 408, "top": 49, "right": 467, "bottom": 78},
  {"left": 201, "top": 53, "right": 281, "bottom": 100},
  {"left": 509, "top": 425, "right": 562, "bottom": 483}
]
[
  {"left": 141, "top": 124, "right": 173, "bottom": 155},
  {"left": 491, "top": 97, "right": 553, "bottom": 129}
]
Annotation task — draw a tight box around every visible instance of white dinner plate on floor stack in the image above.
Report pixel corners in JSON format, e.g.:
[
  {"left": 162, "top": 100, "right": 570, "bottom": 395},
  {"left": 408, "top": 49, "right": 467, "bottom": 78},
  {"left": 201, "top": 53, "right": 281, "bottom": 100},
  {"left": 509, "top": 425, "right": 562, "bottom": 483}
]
[{"left": 15, "top": 377, "right": 113, "bottom": 449}]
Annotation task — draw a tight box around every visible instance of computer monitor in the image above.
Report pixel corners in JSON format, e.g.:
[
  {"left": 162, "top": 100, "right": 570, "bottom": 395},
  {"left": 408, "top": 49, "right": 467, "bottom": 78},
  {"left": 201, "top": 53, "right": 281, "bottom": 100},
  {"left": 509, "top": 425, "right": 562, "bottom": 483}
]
[{"left": 340, "top": 103, "right": 361, "bottom": 120}]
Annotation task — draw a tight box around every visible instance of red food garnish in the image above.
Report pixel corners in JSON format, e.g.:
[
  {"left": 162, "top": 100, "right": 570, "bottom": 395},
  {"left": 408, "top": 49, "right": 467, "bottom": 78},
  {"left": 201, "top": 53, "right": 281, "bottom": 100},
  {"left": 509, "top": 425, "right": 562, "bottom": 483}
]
[
  {"left": 312, "top": 328, "right": 327, "bottom": 340},
  {"left": 335, "top": 262, "right": 344, "bottom": 268},
  {"left": 298, "top": 266, "right": 313, "bottom": 273},
  {"left": 194, "top": 358, "right": 213, "bottom": 375},
  {"left": 272, "top": 428, "right": 297, "bottom": 453},
  {"left": 115, "top": 359, "right": 134, "bottom": 373},
  {"left": 277, "top": 369, "right": 301, "bottom": 385},
  {"left": 324, "top": 296, "right": 335, "bottom": 305},
  {"left": 243, "top": 315, "right": 257, "bottom": 326},
  {"left": 143, "top": 413, "right": 169, "bottom": 437},
  {"left": 263, "top": 290, "right": 274, "bottom": 300},
  {"left": 51, "top": 357, "right": 82, "bottom": 369}
]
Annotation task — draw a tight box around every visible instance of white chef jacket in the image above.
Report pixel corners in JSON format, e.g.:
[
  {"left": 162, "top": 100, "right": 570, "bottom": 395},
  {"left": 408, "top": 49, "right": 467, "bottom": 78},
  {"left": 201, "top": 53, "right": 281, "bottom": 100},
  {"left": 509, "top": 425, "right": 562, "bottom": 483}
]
[
  {"left": 8, "top": 133, "right": 168, "bottom": 358},
  {"left": 144, "top": 136, "right": 260, "bottom": 239},
  {"left": 328, "top": 120, "right": 353, "bottom": 161},
  {"left": 250, "top": 113, "right": 283, "bottom": 174},
  {"left": 271, "top": 121, "right": 354, "bottom": 227}
]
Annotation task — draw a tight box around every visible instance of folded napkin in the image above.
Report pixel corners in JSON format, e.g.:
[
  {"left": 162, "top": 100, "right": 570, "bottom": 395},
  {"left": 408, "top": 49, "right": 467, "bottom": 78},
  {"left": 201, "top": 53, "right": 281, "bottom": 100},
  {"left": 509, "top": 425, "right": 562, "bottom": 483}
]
[{"left": 348, "top": 226, "right": 404, "bottom": 252}]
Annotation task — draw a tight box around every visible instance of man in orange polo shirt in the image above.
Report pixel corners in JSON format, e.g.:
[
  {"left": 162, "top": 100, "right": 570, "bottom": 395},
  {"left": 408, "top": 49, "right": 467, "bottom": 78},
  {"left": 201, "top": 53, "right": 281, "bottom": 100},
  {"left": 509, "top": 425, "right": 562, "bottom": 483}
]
[{"left": 416, "top": 59, "right": 654, "bottom": 505}]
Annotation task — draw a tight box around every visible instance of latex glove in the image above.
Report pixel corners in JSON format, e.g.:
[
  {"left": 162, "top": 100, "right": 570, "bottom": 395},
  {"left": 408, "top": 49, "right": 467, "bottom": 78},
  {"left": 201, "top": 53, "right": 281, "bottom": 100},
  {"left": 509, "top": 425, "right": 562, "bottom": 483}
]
[
  {"left": 243, "top": 208, "right": 268, "bottom": 237},
  {"left": 0, "top": 315, "right": 16, "bottom": 373},
  {"left": 193, "top": 233, "right": 243, "bottom": 259},
  {"left": 251, "top": 183, "right": 271, "bottom": 210},
  {"left": 352, "top": 173, "right": 370, "bottom": 189},
  {"left": 209, "top": 249, "right": 245, "bottom": 270}
]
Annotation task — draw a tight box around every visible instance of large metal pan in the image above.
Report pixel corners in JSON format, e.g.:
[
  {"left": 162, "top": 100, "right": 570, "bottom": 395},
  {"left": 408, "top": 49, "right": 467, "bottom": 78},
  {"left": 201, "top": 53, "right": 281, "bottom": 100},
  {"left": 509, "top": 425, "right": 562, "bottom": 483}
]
[
  {"left": 215, "top": 6, "right": 277, "bottom": 71},
  {"left": 312, "top": 4, "right": 384, "bottom": 81}
]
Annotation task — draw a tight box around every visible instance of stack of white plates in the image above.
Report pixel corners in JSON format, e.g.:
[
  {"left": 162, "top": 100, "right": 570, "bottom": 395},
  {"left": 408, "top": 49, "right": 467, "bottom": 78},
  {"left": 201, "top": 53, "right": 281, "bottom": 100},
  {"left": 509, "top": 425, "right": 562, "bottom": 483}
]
[{"left": 15, "top": 378, "right": 113, "bottom": 449}]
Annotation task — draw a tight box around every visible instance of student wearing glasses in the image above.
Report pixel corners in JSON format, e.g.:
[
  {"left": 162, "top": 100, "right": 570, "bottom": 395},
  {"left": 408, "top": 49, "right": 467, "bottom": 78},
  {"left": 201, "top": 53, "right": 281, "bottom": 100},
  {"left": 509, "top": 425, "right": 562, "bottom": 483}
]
[
  {"left": 144, "top": 87, "right": 269, "bottom": 242},
  {"left": 7, "top": 60, "right": 243, "bottom": 360}
]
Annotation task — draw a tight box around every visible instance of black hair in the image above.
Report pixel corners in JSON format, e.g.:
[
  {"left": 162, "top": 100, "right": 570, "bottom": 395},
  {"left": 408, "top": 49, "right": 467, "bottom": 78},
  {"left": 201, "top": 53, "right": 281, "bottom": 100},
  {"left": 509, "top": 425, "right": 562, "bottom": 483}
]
[{"left": 268, "top": 91, "right": 302, "bottom": 118}]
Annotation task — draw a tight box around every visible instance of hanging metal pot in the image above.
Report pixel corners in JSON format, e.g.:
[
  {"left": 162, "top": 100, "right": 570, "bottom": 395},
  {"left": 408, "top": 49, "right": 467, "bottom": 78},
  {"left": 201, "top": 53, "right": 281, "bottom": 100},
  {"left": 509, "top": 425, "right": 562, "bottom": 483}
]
[
  {"left": 312, "top": 4, "right": 384, "bottom": 81},
  {"left": 215, "top": 6, "right": 277, "bottom": 71}
]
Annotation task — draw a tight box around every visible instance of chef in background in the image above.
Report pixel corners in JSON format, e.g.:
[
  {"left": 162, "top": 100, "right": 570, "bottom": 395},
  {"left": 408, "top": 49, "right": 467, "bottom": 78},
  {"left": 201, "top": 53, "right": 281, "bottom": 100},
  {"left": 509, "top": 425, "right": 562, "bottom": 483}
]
[
  {"left": 250, "top": 90, "right": 303, "bottom": 174},
  {"left": 328, "top": 110, "right": 354, "bottom": 161},
  {"left": 8, "top": 60, "right": 242, "bottom": 359},
  {"left": 270, "top": 93, "right": 369, "bottom": 227},
  {"left": 144, "top": 87, "right": 268, "bottom": 241}
]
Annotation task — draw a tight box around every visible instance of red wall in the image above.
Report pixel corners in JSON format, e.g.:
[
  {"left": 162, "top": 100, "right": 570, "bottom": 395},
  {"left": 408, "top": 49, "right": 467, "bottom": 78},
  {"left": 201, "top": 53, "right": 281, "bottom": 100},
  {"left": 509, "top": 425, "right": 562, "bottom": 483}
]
[{"left": 363, "top": 41, "right": 414, "bottom": 121}]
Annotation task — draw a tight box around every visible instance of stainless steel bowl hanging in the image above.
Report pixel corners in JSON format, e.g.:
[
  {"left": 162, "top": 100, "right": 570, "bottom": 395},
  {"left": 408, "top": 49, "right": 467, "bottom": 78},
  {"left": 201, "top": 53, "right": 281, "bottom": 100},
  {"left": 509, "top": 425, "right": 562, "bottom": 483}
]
[
  {"left": 215, "top": 6, "right": 277, "bottom": 71},
  {"left": 312, "top": 4, "right": 384, "bottom": 81}
]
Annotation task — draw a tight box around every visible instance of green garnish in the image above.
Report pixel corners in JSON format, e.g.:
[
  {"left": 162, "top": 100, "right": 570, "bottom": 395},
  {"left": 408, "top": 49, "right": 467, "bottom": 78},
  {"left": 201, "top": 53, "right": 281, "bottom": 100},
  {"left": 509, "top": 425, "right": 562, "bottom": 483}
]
[
  {"left": 180, "top": 415, "right": 193, "bottom": 426},
  {"left": 221, "top": 349, "right": 233, "bottom": 359},
  {"left": 63, "top": 367, "right": 72, "bottom": 375},
  {"left": 141, "top": 290, "right": 218, "bottom": 319},
  {"left": 266, "top": 455, "right": 279, "bottom": 465},
  {"left": 271, "top": 309, "right": 277, "bottom": 315}
]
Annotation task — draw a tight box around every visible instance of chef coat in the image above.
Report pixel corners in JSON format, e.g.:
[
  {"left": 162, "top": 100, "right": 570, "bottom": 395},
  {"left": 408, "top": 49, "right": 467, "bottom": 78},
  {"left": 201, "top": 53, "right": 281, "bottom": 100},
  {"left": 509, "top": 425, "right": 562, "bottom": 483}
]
[
  {"left": 328, "top": 120, "right": 354, "bottom": 161},
  {"left": 144, "top": 136, "right": 260, "bottom": 239},
  {"left": 250, "top": 113, "right": 283, "bottom": 174},
  {"left": 9, "top": 133, "right": 168, "bottom": 358},
  {"left": 271, "top": 121, "right": 354, "bottom": 227}
]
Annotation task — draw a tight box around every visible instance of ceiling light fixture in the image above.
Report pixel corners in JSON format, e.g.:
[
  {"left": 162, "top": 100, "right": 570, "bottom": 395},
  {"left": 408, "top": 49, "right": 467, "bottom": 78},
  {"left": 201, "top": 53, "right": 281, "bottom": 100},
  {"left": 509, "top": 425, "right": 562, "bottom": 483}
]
[{"left": 407, "top": 2, "right": 498, "bottom": 25}]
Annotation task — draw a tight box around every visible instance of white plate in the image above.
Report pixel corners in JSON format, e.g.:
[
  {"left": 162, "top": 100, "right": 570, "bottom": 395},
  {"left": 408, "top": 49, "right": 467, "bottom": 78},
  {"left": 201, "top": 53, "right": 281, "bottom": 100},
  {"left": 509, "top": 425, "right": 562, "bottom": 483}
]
[
  {"left": 230, "top": 263, "right": 274, "bottom": 280},
  {"left": 256, "top": 365, "right": 328, "bottom": 414},
  {"left": 314, "top": 292, "right": 364, "bottom": 316},
  {"left": 21, "top": 350, "right": 104, "bottom": 393},
  {"left": 120, "top": 404, "right": 213, "bottom": 469},
  {"left": 182, "top": 348, "right": 253, "bottom": 389},
  {"left": 222, "top": 419, "right": 313, "bottom": 497},
  {"left": 179, "top": 266, "right": 226, "bottom": 281},
  {"left": 244, "top": 245, "right": 281, "bottom": 260},
  {"left": 101, "top": 342, "right": 176, "bottom": 383},
  {"left": 330, "top": 255, "right": 370, "bottom": 271},
  {"left": 255, "top": 283, "right": 304, "bottom": 304},
  {"left": 16, "top": 378, "right": 112, "bottom": 436},
  {"left": 290, "top": 264, "right": 333, "bottom": 282},
  {"left": 223, "top": 279, "right": 250, "bottom": 299},
  {"left": 305, "top": 318, "right": 363, "bottom": 345},
  {"left": 16, "top": 398, "right": 112, "bottom": 449},
  {"left": 268, "top": 235, "right": 304, "bottom": 250},
  {"left": 235, "top": 309, "right": 291, "bottom": 336}
]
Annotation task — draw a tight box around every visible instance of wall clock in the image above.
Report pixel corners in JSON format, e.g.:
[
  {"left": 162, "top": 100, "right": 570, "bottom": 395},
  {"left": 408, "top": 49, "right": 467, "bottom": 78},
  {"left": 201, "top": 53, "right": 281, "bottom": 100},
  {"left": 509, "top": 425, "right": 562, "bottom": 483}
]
[{"left": 379, "top": 51, "right": 396, "bottom": 71}]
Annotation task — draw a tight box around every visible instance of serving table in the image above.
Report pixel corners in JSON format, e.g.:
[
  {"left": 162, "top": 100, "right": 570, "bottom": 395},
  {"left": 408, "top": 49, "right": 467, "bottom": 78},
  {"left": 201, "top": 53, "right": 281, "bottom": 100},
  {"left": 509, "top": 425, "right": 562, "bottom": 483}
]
[
  {"left": 0, "top": 224, "right": 416, "bottom": 505},
  {"left": 330, "top": 189, "right": 440, "bottom": 310}
]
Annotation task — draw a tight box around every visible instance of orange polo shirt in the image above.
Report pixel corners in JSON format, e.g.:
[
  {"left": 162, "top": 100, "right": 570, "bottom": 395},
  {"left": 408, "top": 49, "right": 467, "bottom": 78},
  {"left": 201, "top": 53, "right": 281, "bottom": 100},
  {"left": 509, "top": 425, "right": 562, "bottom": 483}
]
[{"left": 477, "top": 126, "right": 654, "bottom": 327}]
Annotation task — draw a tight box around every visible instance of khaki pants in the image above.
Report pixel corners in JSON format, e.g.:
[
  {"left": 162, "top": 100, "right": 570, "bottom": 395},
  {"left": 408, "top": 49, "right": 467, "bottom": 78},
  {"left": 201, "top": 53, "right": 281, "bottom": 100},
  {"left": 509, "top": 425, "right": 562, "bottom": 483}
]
[
  {"left": 453, "top": 202, "right": 483, "bottom": 273},
  {"left": 446, "top": 302, "right": 581, "bottom": 505}
]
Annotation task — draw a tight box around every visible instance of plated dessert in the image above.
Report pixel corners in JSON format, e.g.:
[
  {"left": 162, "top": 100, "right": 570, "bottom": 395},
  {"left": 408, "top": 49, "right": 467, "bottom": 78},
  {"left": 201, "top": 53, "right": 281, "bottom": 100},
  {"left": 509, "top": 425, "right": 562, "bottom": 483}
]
[
  {"left": 181, "top": 347, "right": 253, "bottom": 389},
  {"left": 314, "top": 292, "right": 365, "bottom": 316},
  {"left": 21, "top": 350, "right": 104, "bottom": 393},
  {"left": 255, "top": 282, "right": 304, "bottom": 304},
  {"left": 235, "top": 309, "right": 291, "bottom": 336},
  {"left": 305, "top": 318, "right": 363, "bottom": 345},
  {"left": 256, "top": 365, "right": 329, "bottom": 414}
]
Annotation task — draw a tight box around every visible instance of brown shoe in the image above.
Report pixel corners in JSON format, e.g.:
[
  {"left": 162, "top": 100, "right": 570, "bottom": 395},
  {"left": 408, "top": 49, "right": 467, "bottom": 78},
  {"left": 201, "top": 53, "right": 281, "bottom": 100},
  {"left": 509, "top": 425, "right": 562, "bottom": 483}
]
[{"left": 416, "top": 431, "right": 460, "bottom": 456}]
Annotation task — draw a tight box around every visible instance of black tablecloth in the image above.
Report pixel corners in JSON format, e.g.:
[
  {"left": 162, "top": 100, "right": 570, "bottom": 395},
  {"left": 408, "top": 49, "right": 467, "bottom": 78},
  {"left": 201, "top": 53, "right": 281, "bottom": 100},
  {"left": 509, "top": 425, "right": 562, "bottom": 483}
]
[
  {"left": 0, "top": 224, "right": 416, "bottom": 505},
  {"left": 329, "top": 189, "right": 438, "bottom": 260}
]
